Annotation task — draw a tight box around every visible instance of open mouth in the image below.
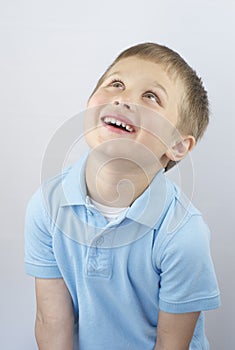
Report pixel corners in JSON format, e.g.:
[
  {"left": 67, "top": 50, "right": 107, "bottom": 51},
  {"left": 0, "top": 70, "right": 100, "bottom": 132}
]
[{"left": 102, "top": 116, "right": 135, "bottom": 133}]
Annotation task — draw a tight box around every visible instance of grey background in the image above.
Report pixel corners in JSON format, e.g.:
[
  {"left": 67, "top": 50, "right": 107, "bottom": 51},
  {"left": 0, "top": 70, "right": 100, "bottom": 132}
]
[{"left": 1, "top": 0, "right": 234, "bottom": 349}]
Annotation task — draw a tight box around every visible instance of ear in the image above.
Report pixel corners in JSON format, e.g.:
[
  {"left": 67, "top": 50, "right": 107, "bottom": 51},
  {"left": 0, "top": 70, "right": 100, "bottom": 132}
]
[{"left": 165, "top": 135, "right": 196, "bottom": 162}]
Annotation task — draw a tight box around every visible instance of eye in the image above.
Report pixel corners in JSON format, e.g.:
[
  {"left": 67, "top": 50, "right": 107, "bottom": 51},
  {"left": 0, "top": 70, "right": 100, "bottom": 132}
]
[
  {"left": 109, "top": 79, "right": 125, "bottom": 89},
  {"left": 143, "top": 91, "right": 161, "bottom": 104}
]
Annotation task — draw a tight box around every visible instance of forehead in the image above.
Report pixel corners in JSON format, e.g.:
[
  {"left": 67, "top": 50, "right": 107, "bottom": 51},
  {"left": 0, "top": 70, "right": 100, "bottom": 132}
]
[{"left": 106, "top": 57, "right": 170, "bottom": 80}]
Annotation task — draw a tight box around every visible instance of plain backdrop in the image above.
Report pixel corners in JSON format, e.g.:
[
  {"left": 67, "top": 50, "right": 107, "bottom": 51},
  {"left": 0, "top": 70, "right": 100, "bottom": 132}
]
[{"left": 1, "top": 1, "right": 234, "bottom": 349}]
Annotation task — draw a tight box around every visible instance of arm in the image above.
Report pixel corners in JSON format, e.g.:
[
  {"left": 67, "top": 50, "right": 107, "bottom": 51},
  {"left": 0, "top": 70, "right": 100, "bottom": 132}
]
[
  {"left": 35, "top": 278, "right": 74, "bottom": 350},
  {"left": 154, "top": 310, "right": 200, "bottom": 350}
]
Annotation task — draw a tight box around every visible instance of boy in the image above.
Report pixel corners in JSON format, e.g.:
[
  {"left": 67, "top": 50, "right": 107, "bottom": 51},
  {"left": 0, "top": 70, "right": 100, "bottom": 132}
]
[{"left": 25, "top": 42, "right": 220, "bottom": 349}]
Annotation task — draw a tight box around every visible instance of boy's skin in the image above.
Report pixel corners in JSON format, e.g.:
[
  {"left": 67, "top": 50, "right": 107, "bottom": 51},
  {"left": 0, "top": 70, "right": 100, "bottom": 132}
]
[{"left": 35, "top": 57, "right": 199, "bottom": 350}]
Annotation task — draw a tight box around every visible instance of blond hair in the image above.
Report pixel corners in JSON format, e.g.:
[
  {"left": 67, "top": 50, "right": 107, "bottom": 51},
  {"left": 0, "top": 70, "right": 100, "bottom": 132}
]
[{"left": 90, "top": 42, "right": 209, "bottom": 171}]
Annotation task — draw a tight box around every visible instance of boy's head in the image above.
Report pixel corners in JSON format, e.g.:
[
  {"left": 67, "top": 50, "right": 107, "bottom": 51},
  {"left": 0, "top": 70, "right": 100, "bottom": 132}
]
[{"left": 87, "top": 42, "right": 209, "bottom": 171}]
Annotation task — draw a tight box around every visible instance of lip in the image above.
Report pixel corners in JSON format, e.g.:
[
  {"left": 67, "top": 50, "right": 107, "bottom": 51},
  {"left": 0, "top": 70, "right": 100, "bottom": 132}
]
[{"left": 101, "top": 113, "right": 137, "bottom": 133}]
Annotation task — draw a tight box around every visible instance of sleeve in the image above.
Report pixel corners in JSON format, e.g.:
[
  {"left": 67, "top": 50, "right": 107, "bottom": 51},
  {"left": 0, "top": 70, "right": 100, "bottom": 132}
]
[
  {"left": 154, "top": 214, "right": 220, "bottom": 313},
  {"left": 24, "top": 188, "right": 63, "bottom": 278}
]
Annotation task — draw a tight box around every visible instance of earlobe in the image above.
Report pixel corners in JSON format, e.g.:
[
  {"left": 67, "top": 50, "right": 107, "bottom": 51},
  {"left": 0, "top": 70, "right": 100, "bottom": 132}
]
[{"left": 165, "top": 135, "right": 195, "bottom": 162}]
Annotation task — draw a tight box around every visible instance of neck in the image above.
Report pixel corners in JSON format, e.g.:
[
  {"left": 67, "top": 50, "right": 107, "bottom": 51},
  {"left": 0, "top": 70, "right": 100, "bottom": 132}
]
[{"left": 85, "top": 150, "right": 163, "bottom": 207}]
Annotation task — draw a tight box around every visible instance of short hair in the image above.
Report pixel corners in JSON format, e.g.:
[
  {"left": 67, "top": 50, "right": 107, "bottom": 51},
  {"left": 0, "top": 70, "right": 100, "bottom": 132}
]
[{"left": 90, "top": 42, "right": 209, "bottom": 171}]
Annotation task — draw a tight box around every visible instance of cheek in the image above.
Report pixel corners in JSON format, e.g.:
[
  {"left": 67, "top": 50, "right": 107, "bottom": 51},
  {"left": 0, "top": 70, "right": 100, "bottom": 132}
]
[
  {"left": 139, "top": 129, "right": 166, "bottom": 153},
  {"left": 141, "top": 110, "right": 177, "bottom": 148},
  {"left": 88, "top": 91, "right": 110, "bottom": 108}
]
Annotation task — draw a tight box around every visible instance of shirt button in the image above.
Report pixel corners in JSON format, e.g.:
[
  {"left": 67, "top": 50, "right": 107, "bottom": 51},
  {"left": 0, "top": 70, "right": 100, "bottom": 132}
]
[{"left": 95, "top": 236, "right": 104, "bottom": 246}]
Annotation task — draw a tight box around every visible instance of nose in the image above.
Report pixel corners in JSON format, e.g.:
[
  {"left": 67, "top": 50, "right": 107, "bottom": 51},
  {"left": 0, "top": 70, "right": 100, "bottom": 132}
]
[
  {"left": 113, "top": 100, "right": 131, "bottom": 110},
  {"left": 112, "top": 98, "right": 139, "bottom": 125}
]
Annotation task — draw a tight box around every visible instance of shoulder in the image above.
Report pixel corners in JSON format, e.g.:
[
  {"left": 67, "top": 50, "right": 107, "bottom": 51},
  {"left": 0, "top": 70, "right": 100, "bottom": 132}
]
[
  {"left": 164, "top": 176, "right": 204, "bottom": 231},
  {"left": 26, "top": 166, "right": 73, "bottom": 223},
  {"left": 41, "top": 166, "right": 73, "bottom": 206},
  {"left": 155, "top": 177, "right": 211, "bottom": 260},
  {"left": 41, "top": 165, "right": 73, "bottom": 201}
]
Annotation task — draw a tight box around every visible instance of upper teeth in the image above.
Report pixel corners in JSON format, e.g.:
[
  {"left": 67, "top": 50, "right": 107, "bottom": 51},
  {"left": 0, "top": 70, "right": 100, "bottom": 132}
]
[{"left": 103, "top": 117, "right": 134, "bottom": 132}]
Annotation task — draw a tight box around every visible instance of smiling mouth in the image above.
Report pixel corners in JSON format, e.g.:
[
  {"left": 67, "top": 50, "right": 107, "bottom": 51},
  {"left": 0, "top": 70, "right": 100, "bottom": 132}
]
[{"left": 102, "top": 116, "right": 135, "bottom": 133}]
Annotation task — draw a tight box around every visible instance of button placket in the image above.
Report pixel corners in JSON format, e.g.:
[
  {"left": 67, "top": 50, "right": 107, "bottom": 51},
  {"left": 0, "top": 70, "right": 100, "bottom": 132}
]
[{"left": 86, "top": 230, "right": 112, "bottom": 278}]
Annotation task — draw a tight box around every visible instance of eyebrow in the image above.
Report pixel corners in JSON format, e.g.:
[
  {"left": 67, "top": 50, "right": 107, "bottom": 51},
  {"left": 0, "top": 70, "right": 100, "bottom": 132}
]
[
  {"left": 105, "top": 71, "right": 121, "bottom": 79},
  {"left": 152, "top": 81, "right": 168, "bottom": 99},
  {"left": 105, "top": 72, "right": 168, "bottom": 99}
]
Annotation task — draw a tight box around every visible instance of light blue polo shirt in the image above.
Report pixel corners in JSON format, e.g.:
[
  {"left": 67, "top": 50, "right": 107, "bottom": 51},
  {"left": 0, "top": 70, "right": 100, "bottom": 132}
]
[{"left": 25, "top": 152, "right": 220, "bottom": 350}]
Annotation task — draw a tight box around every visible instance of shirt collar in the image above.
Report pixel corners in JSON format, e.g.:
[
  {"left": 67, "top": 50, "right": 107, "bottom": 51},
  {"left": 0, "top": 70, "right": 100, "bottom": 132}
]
[
  {"left": 60, "top": 151, "right": 88, "bottom": 206},
  {"left": 61, "top": 151, "right": 173, "bottom": 228},
  {"left": 126, "top": 169, "right": 172, "bottom": 228}
]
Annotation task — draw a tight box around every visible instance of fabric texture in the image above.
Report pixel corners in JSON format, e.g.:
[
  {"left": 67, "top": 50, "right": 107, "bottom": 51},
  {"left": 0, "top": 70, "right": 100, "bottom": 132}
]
[{"left": 25, "top": 152, "right": 220, "bottom": 350}]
